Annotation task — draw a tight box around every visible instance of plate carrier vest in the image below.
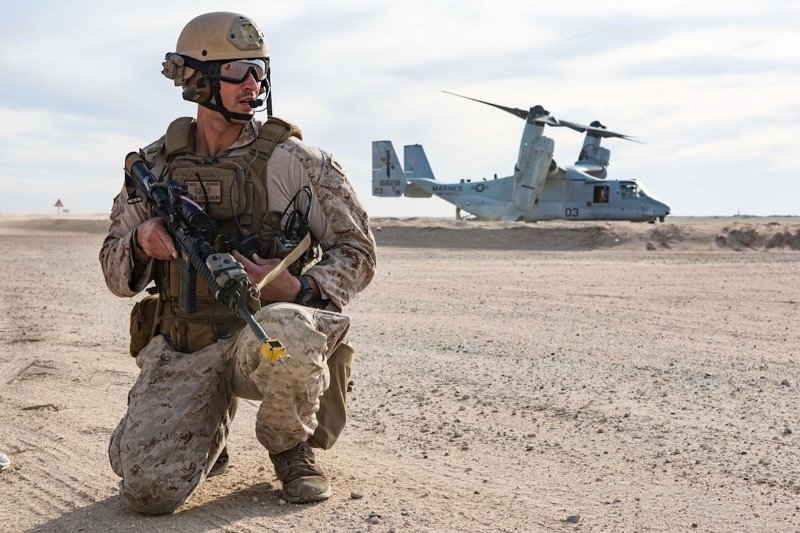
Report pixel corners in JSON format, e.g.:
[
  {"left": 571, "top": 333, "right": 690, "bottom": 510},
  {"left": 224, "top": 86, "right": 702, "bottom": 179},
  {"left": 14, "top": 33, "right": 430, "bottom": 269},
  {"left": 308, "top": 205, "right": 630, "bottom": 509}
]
[{"left": 147, "top": 116, "right": 303, "bottom": 353}]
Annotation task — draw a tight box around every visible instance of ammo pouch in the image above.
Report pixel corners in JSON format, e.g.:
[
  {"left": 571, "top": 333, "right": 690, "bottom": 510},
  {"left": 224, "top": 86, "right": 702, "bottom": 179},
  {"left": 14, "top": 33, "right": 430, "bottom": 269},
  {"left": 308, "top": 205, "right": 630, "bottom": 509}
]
[
  {"left": 166, "top": 300, "right": 248, "bottom": 354},
  {"left": 129, "top": 293, "right": 162, "bottom": 357},
  {"left": 129, "top": 294, "right": 244, "bottom": 356}
]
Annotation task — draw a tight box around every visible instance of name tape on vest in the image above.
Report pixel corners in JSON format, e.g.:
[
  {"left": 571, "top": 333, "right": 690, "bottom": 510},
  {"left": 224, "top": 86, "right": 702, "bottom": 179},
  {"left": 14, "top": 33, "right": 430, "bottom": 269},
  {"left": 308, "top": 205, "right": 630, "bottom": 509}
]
[{"left": 185, "top": 181, "right": 223, "bottom": 204}]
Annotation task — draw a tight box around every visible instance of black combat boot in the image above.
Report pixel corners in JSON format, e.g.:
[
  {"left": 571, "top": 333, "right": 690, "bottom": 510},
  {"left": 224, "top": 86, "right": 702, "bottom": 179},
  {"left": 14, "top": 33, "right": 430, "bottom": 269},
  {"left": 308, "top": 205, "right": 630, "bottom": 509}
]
[{"left": 269, "top": 441, "right": 331, "bottom": 503}]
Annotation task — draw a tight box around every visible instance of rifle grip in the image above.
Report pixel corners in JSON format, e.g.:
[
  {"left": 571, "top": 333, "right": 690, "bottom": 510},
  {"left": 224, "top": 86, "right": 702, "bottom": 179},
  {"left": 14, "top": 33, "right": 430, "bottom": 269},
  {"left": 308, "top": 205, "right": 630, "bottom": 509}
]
[{"left": 178, "top": 262, "right": 197, "bottom": 314}]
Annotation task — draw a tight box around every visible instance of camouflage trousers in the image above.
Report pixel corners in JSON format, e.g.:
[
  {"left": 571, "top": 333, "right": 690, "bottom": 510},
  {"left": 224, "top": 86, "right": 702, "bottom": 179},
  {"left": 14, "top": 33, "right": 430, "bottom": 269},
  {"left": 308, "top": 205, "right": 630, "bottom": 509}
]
[{"left": 108, "top": 303, "right": 350, "bottom": 515}]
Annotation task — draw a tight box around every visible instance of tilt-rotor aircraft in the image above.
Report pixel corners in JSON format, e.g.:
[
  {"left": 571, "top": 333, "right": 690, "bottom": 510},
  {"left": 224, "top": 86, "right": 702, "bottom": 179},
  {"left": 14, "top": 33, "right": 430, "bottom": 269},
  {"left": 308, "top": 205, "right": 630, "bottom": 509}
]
[{"left": 372, "top": 92, "right": 670, "bottom": 222}]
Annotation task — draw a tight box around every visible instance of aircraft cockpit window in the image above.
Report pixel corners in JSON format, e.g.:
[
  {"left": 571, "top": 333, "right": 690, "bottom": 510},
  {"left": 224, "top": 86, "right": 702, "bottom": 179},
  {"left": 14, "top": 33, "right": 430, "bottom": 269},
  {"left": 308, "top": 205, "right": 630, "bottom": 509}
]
[
  {"left": 593, "top": 185, "right": 609, "bottom": 203},
  {"left": 620, "top": 182, "right": 638, "bottom": 199}
]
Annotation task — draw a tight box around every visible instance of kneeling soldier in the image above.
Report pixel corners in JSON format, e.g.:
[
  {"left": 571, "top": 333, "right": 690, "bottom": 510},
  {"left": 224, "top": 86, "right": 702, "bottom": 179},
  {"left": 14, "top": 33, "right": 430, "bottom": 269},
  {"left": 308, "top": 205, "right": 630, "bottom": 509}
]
[{"left": 100, "top": 11, "right": 376, "bottom": 514}]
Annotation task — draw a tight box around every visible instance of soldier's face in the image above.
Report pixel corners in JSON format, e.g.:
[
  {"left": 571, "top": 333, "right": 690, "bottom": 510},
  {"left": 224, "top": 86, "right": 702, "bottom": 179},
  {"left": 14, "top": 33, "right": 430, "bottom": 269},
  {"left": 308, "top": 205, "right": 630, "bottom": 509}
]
[{"left": 219, "top": 72, "right": 260, "bottom": 116}]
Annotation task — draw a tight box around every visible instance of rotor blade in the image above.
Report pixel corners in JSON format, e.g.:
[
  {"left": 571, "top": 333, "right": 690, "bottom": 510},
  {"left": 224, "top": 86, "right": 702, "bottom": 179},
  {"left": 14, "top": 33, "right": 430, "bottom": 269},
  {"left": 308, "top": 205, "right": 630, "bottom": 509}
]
[
  {"left": 555, "top": 119, "right": 589, "bottom": 133},
  {"left": 532, "top": 115, "right": 561, "bottom": 127},
  {"left": 442, "top": 91, "right": 528, "bottom": 120},
  {"left": 558, "top": 119, "right": 641, "bottom": 142},
  {"left": 443, "top": 90, "right": 643, "bottom": 142}
]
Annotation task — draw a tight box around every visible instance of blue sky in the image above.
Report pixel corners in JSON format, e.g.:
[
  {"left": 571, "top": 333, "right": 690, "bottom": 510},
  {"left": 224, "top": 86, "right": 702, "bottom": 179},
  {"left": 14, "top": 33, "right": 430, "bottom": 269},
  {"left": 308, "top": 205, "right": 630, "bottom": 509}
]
[{"left": 1, "top": 1, "right": 798, "bottom": 217}]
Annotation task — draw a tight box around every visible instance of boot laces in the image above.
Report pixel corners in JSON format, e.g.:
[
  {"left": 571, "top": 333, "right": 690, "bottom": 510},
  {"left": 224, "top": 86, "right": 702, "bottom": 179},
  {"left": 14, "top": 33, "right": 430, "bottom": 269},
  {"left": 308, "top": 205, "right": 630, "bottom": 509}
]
[{"left": 272, "top": 442, "right": 320, "bottom": 482}]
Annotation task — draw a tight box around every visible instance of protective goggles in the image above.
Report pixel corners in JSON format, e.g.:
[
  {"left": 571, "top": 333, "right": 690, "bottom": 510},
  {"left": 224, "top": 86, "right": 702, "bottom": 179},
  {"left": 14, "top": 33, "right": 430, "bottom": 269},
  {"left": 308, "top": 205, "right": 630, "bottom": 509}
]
[{"left": 217, "top": 59, "right": 268, "bottom": 83}]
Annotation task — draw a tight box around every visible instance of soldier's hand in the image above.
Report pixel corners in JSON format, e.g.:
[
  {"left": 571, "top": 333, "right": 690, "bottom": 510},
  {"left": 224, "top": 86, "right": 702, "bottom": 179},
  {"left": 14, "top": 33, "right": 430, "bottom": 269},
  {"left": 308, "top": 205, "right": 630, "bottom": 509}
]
[
  {"left": 136, "top": 218, "right": 178, "bottom": 260},
  {"left": 233, "top": 251, "right": 301, "bottom": 302}
]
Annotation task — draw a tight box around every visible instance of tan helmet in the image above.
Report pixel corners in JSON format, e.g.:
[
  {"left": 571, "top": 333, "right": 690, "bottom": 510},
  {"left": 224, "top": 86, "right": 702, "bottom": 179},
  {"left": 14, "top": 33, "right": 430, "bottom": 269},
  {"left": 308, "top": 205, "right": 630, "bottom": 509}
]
[
  {"left": 177, "top": 12, "right": 269, "bottom": 62},
  {"left": 162, "top": 12, "right": 272, "bottom": 122}
]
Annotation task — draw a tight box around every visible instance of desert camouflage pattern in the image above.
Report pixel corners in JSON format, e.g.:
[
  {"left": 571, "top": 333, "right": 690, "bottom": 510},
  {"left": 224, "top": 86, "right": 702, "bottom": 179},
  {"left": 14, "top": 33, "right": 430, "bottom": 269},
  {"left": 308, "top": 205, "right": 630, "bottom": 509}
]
[
  {"left": 109, "top": 303, "right": 350, "bottom": 514},
  {"left": 279, "top": 139, "right": 375, "bottom": 310},
  {"left": 108, "top": 334, "right": 230, "bottom": 515},
  {"left": 100, "top": 119, "right": 377, "bottom": 310}
]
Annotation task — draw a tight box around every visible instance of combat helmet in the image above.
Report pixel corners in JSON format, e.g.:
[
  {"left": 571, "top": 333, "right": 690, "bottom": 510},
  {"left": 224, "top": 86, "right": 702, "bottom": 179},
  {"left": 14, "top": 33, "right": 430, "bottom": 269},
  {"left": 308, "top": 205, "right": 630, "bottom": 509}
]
[{"left": 162, "top": 12, "right": 272, "bottom": 123}]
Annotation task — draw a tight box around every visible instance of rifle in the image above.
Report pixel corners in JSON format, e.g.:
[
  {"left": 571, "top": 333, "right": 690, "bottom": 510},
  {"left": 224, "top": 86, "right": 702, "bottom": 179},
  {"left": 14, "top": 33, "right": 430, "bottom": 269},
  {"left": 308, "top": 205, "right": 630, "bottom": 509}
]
[{"left": 124, "top": 152, "right": 287, "bottom": 364}]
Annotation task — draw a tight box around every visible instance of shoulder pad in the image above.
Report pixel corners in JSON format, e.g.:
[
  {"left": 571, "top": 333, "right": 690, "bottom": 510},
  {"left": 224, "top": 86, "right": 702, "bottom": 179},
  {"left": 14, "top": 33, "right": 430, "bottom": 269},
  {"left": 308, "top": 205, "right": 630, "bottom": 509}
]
[
  {"left": 140, "top": 136, "right": 165, "bottom": 166},
  {"left": 247, "top": 117, "right": 304, "bottom": 179},
  {"left": 262, "top": 116, "right": 303, "bottom": 142},
  {"left": 165, "top": 117, "right": 194, "bottom": 161}
]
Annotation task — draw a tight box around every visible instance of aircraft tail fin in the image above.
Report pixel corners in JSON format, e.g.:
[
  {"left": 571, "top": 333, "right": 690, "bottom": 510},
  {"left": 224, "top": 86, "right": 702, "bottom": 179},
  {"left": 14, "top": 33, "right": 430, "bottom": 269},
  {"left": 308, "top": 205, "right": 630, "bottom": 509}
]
[
  {"left": 372, "top": 141, "right": 406, "bottom": 197},
  {"left": 403, "top": 144, "right": 435, "bottom": 180}
]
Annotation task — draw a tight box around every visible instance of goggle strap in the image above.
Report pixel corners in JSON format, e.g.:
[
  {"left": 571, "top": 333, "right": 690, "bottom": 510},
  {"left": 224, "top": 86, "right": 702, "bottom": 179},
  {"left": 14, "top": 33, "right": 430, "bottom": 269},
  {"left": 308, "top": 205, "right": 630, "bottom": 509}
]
[{"left": 180, "top": 55, "right": 213, "bottom": 75}]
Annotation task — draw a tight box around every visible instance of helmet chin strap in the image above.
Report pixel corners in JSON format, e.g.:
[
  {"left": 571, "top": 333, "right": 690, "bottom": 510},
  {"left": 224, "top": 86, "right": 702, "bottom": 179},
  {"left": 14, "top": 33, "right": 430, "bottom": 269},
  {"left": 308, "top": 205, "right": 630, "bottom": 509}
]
[{"left": 202, "top": 77, "right": 256, "bottom": 124}]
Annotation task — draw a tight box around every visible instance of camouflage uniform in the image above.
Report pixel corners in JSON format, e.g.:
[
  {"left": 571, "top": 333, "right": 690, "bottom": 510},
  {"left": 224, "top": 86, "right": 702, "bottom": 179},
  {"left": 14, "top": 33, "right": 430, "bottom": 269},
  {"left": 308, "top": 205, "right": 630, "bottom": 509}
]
[{"left": 100, "top": 119, "right": 376, "bottom": 514}]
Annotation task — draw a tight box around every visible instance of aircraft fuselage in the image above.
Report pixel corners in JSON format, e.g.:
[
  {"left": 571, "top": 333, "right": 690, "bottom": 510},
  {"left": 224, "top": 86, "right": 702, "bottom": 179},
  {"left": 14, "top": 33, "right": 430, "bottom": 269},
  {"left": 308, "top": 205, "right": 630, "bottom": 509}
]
[{"left": 408, "top": 173, "right": 670, "bottom": 222}]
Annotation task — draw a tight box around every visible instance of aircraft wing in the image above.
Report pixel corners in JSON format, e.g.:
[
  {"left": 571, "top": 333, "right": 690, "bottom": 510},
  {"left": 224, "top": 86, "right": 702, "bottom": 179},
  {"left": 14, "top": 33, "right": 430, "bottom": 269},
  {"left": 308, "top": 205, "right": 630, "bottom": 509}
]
[{"left": 571, "top": 163, "right": 605, "bottom": 173}]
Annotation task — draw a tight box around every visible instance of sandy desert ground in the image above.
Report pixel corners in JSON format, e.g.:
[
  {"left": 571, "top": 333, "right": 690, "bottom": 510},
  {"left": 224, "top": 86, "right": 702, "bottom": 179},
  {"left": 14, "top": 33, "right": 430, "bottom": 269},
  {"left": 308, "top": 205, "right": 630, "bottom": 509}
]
[{"left": 0, "top": 216, "right": 798, "bottom": 532}]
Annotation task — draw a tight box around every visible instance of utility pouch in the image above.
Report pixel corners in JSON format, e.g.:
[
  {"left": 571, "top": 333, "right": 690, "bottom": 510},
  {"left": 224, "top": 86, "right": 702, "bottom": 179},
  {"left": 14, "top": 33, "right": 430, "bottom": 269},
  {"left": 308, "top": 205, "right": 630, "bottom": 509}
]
[
  {"left": 170, "top": 313, "right": 245, "bottom": 354},
  {"left": 129, "top": 294, "right": 161, "bottom": 356}
]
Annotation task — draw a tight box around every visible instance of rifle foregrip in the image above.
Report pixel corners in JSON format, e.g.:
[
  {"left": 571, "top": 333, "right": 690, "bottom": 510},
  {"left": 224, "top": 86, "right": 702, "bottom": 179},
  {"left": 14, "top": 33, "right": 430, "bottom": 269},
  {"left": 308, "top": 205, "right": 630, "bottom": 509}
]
[{"left": 186, "top": 241, "right": 223, "bottom": 297}]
